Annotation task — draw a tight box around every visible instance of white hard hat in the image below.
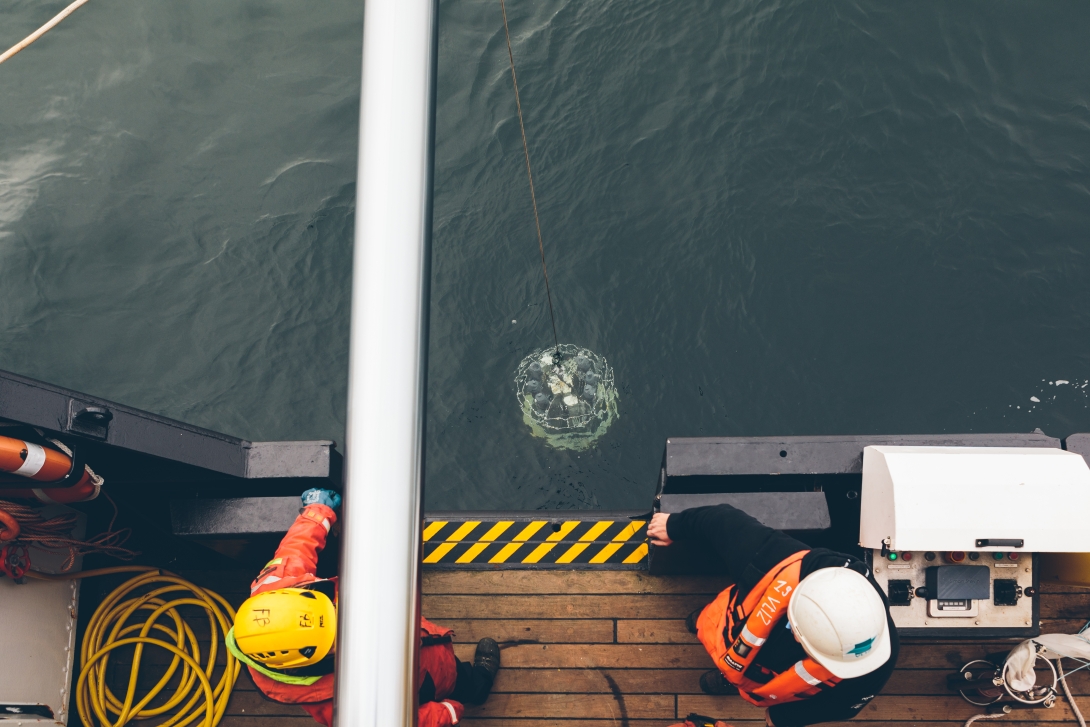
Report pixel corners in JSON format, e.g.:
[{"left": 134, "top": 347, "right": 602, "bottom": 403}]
[{"left": 787, "top": 567, "right": 891, "bottom": 679}]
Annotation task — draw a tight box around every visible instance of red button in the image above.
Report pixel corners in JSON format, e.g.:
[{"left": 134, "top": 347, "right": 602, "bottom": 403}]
[
  {"left": 948, "top": 551, "right": 966, "bottom": 563},
  {"left": 901, "top": 552, "right": 913, "bottom": 561},
  {"left": 1008, "top": 552, "right": 1020, "bottom": 560}
]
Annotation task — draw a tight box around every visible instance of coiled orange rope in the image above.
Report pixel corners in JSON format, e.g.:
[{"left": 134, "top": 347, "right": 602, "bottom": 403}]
[{"left": 0, "top": 496, "right": 135, "bottom": 571}]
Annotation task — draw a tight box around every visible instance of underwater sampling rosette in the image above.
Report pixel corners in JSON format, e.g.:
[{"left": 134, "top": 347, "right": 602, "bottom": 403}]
[{"left": 514, "top": 343, "right": 619, "bottom": 450}]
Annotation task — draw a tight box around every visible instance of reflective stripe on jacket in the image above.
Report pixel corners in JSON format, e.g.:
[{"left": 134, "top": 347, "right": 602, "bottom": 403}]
[
  {"left": 419, "top": 699, "right": 464, "bottom": 727},
  {"left": 696, "top": 550, "right": 841, "bottom": 707}
]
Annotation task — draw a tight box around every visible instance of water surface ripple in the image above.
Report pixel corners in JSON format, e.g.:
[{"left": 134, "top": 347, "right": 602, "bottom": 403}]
[{"left": 1, "top": 1, "right": 1089, "bottom": 510}]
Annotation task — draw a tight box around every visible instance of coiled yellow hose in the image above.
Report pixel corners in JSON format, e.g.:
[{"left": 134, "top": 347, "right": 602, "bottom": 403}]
[{"left": 30, "top": 566, "right": 241, "bottom": 727}]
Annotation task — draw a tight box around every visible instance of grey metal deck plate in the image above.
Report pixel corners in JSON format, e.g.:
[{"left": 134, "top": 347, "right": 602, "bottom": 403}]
[
  {"left": 663, "top": 432, "right": 1062, "bottom": 478},
  {"left": 171, "top": 496, "right": 301, "bottom": 536},
  {"left": 658, "top": 492, "right": 830, "bottom": 530},
  {"left": 1064, "top": 432, "right": 1090, "bottom": 466}
]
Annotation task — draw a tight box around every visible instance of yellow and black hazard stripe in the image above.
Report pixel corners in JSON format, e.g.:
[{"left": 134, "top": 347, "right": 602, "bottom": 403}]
[{"left": 421, "top": 514, "right": 649, "bottom": 569}]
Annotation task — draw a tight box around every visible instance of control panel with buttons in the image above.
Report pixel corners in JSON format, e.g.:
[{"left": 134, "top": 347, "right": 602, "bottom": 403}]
[{"left": 867, "top": 549, "right": 1039, "bottom": 637}]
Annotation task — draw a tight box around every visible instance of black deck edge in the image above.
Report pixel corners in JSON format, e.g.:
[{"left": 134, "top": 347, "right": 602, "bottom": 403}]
[
  {"left": 424, "top": 510, "right": 649, "bottom": 520},
  {"left": 171, "top": 501, "right": 654, "bottom": 569},
  {"left": 171, "top": 501, "right": 652, "bottom": 537},
  {"left": 421, "top": 562, "right": 648, "bottom": 571},
  {"left": 0, "top": 368, "right": 335, "bottom": 480}
]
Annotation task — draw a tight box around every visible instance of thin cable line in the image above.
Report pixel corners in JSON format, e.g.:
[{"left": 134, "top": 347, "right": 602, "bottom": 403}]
[
  {"left": 0, "top": 0, "right": 93, "bottom": 66},
  {"left": 500, "top": 0, "right": 559, "bottom": 353}
]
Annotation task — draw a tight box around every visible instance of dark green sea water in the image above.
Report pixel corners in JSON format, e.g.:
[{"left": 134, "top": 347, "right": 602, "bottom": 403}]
[{"left": 3, "top": 1, "right": 1090, "bottom": 510}]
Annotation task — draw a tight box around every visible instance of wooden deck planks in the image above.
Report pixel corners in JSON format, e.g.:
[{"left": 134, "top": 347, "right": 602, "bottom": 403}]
[
  {"left": 422, "top": 571, "right": 722, "bottom": 595},
  {"left": 93, "top": 568, "right": 1088, "bottom": 725},
  {"left": 467, "top": 693, "right": 677, "bottom": 720},
  {"left": 442, "top": 618, "right": 616, "bottom": 643},
  {"left": 428, "top": 570, "right": 1088, "bottom": 726},
  {"left": 458, "top": 722, "right": 754, "bottom": 727},
  {"left": 423, "top": 594, "right": 715, "bottom": 620},
  {"left": 453, "top": 643, "right": 711, "bottom": 669}
]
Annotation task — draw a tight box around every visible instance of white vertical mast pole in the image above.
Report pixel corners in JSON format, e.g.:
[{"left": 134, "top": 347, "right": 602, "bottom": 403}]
[{"left": 336, "top": 0, "right": 438, "bottom": 723}]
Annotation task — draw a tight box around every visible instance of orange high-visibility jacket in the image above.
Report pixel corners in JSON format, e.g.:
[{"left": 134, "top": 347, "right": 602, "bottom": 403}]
[
  {"left": 248, "top": 503, "right": 464, "bottom": 727},
  {"left": 247, "top": 503, "right": 338, "bottom": 725},
  {"left": 696, "top": 550, "right": 841, "bottom": 708},
  {"left": 418, "top": 617, "right": 465, "bottom": 727}
]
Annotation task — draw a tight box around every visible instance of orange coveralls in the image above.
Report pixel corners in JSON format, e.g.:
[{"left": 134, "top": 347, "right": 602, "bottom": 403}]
[{"left": 248, "top": 503, "right": 465, "bottom": 726}]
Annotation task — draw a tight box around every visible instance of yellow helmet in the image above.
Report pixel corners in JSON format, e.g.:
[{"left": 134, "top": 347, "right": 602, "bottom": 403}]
[{"left": 233, "top": 587, "right": 337, "bottom": 669}]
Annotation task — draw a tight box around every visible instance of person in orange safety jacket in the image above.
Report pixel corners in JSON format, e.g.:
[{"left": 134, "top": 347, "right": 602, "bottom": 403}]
[
  {"left": 226, "top": 488, "right": 501, "bottom": 727},
  {"left": 647, "top": 505, "right": 897, "bottom": 727}
]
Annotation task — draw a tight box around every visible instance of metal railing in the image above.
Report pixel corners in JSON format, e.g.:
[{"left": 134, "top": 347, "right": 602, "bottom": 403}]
[{"left": 335, "top": 0, "right": 439, "bottom": 724}]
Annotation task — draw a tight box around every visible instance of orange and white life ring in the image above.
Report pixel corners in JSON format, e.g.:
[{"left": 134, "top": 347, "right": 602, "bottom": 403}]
[{"left": 0, "top": 435, "right": 102, "bottom": 504}]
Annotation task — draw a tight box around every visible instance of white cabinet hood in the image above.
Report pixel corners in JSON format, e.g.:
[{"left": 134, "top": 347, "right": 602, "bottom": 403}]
[{"left": 859, "top": 445, "right": 1090, "bottom": 552}]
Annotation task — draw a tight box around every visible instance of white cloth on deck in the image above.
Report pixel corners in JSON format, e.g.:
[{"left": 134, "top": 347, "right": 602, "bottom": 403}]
[{"left": 1004, "top": 634, "right": 1090, "bottom": 692}]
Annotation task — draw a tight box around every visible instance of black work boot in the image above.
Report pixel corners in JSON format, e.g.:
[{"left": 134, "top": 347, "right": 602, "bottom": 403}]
[
  {"left": 699, "top": 669, "right": 733, "bottom": 696},
  {"left": 474, "top": 637, "right": 501, "bottom": 679},
  {"left": 685, "top": 607, "right": 703, "bottom": 635}
]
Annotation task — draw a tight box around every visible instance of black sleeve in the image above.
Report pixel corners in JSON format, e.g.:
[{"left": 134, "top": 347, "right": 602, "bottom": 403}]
[
  {"left": 766, "top": 659, "right": 891, "bottom": 727},
  {"left": 664, "top": 504, "right": 809, "bottom": 588},
  {"left": 765, "top": 620, "right": 898, "bottom": 727}
]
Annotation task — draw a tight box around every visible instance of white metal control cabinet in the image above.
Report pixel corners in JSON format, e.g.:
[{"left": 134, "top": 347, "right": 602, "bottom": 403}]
[{"left": 860, "top": 446, "right": 1090, "bottom": 637}]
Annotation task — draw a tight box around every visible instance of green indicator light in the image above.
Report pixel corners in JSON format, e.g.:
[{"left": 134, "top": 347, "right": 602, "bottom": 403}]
[
  {"left": 993, "top": 552, "right": 1004, "bottom": 560},
  {"left": 887, "top": 553, "right": 898, "bottom": 561}
]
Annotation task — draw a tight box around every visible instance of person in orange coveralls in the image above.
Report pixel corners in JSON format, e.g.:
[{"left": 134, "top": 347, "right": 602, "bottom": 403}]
[{"left": 225, "top": 488, "right": 501, "bottom": 727}]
